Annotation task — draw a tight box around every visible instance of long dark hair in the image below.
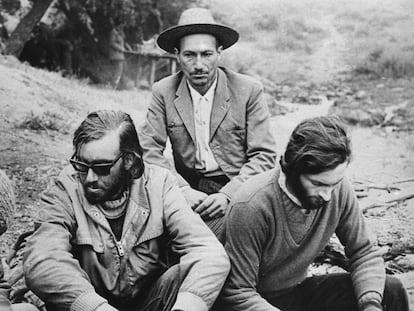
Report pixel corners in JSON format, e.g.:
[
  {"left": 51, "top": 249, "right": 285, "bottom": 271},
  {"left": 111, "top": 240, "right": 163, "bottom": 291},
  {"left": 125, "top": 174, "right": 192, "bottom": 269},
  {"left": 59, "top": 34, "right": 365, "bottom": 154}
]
[
  {"left": 280, "top": 116, "right": 352, "bottom": 176},
  {"left": 73, "top": 110, "right": 144, "bottom": 179}
]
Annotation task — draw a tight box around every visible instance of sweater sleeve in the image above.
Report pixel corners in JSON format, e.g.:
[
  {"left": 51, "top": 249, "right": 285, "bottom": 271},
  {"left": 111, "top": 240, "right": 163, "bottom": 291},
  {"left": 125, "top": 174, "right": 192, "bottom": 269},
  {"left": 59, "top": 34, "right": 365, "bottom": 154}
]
[
  {"left": 23, "top": 180, "right": 107, "bottom": 311},
  {"left": 335, "top": 178, "right": 385, "bottom": 300},
  {"left": 162, "top": 172, "right": 230, "bottom": 310},
  {"left": 222, "top": 202, "right": 280, "bottom": 311}
]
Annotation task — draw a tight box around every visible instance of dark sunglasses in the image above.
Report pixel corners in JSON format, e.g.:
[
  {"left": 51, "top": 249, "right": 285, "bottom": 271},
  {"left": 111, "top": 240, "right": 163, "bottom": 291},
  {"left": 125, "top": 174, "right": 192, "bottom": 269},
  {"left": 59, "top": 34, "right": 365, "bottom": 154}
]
[{"left": 70, "top": 153, "right": 123, "bottom": 176}]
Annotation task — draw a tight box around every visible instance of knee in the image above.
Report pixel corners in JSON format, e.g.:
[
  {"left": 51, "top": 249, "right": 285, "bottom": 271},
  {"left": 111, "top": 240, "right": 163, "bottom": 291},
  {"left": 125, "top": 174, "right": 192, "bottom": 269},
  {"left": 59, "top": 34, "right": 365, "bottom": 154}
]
[
  {"left": 384, "top": 275, "right": 406, "bottom": 296},
  {"left": 383, "top": 275, "right": 409, "bottom": 311},
  {"left": 159, "top": 264, "right": 181, "bottom": 286},
  {"left": 11, "top": 303, "right": 40, "bottom": 311}
]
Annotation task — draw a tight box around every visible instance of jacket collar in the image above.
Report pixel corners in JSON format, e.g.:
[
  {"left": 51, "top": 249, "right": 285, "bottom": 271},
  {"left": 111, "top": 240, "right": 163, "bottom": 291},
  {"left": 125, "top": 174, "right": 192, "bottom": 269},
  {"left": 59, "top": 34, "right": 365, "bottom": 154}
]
[
  {"left": 174, "top": 67, "right": 231, "bottom": 142},
  {"left": 75, "top": 170, "right": 152, "bottom": 241},
  {"left": 210, "top": 67, "right": 231, "bottom": 140}
]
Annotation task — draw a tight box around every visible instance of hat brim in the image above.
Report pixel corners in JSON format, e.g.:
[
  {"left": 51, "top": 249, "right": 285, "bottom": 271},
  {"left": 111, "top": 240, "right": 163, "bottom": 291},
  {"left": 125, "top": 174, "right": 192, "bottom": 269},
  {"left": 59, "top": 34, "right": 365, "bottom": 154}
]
[{"left": 157, "top": 24, "right": 239, "bottom": 54}]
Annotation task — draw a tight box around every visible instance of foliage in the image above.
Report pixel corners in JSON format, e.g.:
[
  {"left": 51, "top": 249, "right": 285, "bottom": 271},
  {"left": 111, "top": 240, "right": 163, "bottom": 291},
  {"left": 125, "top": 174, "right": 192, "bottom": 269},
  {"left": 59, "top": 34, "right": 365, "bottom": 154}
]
[
  {"left": 17, "top": 111, "right": 68, "bottom": 133},
  {"left": 0, "top": 0, "right": 22, "bottom": 15},
  {"left": 206, "top": 0, "right": 414, "bottom": 83}
]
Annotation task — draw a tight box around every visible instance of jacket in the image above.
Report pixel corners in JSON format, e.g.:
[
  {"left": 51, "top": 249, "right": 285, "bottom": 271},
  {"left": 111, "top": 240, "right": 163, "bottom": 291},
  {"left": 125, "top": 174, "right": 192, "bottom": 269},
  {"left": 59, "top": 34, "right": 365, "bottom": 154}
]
[
  {"left": 23, "top": 164, "right": 230, "bottom": 311},
  {"left": 140, "top": 67, "right": 277, "bottom": 199}
]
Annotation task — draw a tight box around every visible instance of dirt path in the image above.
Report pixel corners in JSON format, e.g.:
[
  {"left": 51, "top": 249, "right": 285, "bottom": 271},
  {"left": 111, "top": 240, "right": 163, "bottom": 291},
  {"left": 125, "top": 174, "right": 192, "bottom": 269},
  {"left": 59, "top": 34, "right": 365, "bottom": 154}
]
[{"left": 306, "top": 14, "right": 351, "bottom": 83}]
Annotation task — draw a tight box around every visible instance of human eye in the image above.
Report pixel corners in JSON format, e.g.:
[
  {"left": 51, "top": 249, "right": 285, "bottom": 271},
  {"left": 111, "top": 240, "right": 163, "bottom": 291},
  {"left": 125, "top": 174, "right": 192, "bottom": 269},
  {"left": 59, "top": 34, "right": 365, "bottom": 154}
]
[
  {"left": 92, "top": 163, "right": 113, "bottom": 175},
  {"left": 182, "top": 52, "right": 194, "bottom": 60},
  {"left": 203, "top": 51, "right": 214, "bottom": 58}
]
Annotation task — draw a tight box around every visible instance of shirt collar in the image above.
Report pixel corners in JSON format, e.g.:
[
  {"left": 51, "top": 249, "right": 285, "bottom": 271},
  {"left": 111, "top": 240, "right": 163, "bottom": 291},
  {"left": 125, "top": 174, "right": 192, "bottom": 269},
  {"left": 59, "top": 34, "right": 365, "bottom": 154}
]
[
  {"left": 187, "top": 72, "right": 218, "bottom": 103},
  {"left": 278, "top": 169, "right": 303, "bottom": 207}
]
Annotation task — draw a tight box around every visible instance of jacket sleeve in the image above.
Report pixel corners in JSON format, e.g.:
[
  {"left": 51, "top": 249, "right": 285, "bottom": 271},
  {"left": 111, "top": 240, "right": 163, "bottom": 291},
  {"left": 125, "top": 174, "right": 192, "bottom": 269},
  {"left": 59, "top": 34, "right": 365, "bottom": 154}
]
[
  {"left": 140, "top": 83, "right": 190, "bottom": 188},
  {"left": 335, "top": 178, "right": 385, "bottom": 301},
  {"left": 23, "top": 181, "right": 107, "bottom": 311},
  {"left": 222, "top": 202, "right": 280, "bottom": 311},
  {"left": 162, "top": 172, "right": 230, "bottom": 311},
  {"left": 0, "top": 263, "right": 12, "bottom": 311},
  {"left": 220, "top": 82, "right": 277, "bottom": 199}
]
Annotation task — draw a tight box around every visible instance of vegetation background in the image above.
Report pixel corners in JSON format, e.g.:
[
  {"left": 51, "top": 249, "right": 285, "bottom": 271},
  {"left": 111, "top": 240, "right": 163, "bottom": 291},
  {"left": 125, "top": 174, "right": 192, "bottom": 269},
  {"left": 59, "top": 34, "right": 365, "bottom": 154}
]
[{"left": 0, "top": 0, "right": 413, "bottom": 309}]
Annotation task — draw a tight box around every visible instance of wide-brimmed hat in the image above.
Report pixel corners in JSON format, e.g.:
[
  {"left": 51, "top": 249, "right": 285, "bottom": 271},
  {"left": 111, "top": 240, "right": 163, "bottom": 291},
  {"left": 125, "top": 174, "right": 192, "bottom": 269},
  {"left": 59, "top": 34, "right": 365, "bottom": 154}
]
[{"left": 157, "top": 8, "right": 239, "bottom": 54}]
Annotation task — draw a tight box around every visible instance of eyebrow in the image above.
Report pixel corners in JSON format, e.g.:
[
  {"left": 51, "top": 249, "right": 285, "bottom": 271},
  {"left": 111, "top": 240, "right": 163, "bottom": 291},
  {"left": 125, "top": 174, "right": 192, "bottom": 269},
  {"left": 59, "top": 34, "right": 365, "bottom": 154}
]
[{"left": 309, "top": 177, "right": 344, "bottom": 187}]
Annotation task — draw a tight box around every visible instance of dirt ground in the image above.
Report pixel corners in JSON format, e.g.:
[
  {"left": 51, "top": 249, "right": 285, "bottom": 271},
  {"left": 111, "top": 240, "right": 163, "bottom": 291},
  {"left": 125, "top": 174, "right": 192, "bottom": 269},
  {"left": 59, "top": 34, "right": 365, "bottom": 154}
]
[{"left": 0, "top": 55, "right": 413, "bottom": 308}]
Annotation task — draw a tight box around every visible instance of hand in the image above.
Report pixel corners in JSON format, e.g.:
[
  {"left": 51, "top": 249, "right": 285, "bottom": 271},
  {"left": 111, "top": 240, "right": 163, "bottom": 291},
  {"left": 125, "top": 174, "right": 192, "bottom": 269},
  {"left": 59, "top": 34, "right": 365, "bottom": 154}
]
[
  {"left": 182, "top": 187, "right": 208, "bottom": 210},
  {"left": 194, "top": 193, "right": 229, "bottom": 219}
]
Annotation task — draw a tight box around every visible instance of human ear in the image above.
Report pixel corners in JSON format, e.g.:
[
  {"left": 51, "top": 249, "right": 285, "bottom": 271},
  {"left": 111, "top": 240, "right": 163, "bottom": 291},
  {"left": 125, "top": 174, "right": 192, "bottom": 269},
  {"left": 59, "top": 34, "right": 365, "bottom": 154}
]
[{"left": 122, "top": 153, "right": 134, "bottom": 171}]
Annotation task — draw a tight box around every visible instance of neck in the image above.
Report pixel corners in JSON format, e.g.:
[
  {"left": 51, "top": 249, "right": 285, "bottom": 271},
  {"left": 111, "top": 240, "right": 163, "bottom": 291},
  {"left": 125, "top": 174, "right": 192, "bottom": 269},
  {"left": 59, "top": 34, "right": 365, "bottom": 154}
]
[{"left": 99, "top": 188, "right": 130, "bottom": 219}]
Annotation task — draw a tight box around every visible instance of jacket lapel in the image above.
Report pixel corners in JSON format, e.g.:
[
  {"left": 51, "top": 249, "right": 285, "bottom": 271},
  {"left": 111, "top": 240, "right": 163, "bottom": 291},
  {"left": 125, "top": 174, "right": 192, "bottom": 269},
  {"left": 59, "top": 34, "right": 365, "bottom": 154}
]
[
  {"left": 174, "top": 77, "right": 196, "bottom": 143},
  {"left": 210, "top": 69, "right": 231, "bottom": 140}
]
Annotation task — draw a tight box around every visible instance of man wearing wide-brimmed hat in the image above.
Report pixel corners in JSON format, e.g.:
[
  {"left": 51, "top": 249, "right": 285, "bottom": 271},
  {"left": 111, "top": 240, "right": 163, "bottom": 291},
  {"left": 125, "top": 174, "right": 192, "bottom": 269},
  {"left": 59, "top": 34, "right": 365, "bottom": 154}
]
[{"left": 141, "top": 8, "right": 277, "bottom": 239}]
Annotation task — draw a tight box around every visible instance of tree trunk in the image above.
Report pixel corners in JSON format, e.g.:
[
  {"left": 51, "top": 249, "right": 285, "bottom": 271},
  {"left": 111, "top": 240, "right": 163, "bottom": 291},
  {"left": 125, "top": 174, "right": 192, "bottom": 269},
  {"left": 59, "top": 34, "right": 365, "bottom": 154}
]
[{"left": 4, "top": 0, "right": 55, "bottom": 56}]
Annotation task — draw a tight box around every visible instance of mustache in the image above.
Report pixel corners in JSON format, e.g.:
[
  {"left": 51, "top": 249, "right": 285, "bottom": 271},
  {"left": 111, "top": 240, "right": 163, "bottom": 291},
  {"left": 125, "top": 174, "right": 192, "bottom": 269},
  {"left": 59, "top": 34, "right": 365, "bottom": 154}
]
[{"left": 85, "top": 181, "right": 100, "bottom": 189}]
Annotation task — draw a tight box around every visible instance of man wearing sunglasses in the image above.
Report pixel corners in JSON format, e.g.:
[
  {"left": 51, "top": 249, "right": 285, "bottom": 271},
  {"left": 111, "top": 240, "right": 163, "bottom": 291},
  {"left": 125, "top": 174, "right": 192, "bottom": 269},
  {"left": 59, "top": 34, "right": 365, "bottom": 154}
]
[{"left": 23, "top": 110, "right": 230, "bottom": 311}]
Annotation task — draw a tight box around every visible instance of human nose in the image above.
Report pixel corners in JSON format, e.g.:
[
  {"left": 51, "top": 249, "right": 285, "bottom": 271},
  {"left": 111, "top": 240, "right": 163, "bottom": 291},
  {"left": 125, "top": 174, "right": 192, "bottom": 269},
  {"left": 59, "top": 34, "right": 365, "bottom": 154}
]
[
  {"left": 85, "top": 168, "right": 98, "bottom": 183},
  {"left": 318, "top": 188, "right": 332, "bottom": 201},
  {"left": 194, "top": 54, "right": 204, "bottom": 69}
]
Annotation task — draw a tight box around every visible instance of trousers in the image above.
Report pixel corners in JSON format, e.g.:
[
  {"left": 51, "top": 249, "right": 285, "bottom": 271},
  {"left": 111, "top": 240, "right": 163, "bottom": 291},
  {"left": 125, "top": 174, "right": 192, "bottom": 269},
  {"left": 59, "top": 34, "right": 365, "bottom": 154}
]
[
  {"left": 196, "top": 176, "right": 230, "bottom": 242},
  {"left": 115, "top": 265, "right": 181, "bottom": 311},
  {"left": 263, "top": 273, "right": 409, "bottom": 311}
]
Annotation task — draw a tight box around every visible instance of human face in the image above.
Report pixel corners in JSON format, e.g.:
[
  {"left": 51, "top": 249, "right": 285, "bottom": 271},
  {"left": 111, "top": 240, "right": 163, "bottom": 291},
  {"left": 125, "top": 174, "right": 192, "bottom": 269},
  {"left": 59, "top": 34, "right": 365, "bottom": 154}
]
[
  {"left": 176, "top": 34, "right": 222, "bottom": 95},
  {"left": 76, "top": 131, "right": 128, "bottom": 204},
  {"left": 297, "top": 162, "right": 348, "bottom": 210}
]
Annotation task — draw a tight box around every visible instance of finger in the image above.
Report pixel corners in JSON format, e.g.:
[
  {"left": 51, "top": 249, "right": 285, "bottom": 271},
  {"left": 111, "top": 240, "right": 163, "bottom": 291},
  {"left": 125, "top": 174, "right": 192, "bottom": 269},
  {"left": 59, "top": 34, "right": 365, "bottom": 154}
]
[
  {"left": 200, "top": 201, "right": 220, "bottom": 218},
  {"left": 194, "top": 197, "right": 214, "bottom": 214},
  {"left": 209, "top": 205, "right": 226, "bottom": 218}
]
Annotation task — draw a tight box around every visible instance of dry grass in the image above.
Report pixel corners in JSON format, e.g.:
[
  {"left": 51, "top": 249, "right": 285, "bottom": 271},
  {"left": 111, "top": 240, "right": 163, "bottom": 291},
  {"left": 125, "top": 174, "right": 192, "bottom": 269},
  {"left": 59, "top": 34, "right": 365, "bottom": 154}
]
[
  {"left": 207, "top": 0, "right": 414, "bottom": 83},
  {"left": 0, "top": 55, "right": 151, "bottom": 133}
]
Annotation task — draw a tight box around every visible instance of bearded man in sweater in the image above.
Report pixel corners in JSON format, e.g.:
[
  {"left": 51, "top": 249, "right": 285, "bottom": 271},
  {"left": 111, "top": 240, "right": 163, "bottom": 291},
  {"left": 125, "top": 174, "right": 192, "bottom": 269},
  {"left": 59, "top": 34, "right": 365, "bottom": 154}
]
[{"left": 221, "top": 116, "right": 408, "bottom": 311}]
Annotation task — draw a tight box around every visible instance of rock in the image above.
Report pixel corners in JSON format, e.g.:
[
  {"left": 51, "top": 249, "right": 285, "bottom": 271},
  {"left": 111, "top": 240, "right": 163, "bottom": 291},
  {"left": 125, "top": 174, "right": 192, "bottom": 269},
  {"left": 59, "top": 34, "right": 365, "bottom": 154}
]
[
  {"left": 355, "top": 90, "right": 367, "bottom": 100},
  {"left": 395, "top": 254, "right": 414, "bottom": 270},
  {"left": 24, "top": 167, "right": 36, "bottom": 174},
  {"left": 308, "top": 263, "right": 347, "bottom": 276}
]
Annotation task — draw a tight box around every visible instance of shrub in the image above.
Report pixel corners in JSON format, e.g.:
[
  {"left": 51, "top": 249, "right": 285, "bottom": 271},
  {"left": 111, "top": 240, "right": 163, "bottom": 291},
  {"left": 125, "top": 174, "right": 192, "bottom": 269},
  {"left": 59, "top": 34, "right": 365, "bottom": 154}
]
[{"left": 17, "top": 111, "right": 69, "bottom": 133}]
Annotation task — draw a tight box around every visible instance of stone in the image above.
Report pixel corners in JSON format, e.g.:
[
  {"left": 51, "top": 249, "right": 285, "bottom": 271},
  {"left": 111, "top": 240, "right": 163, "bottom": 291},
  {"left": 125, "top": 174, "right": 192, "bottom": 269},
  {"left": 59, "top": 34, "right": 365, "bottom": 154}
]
[{"left": 355, "top": 90, "right": 367, "bottom": 100}]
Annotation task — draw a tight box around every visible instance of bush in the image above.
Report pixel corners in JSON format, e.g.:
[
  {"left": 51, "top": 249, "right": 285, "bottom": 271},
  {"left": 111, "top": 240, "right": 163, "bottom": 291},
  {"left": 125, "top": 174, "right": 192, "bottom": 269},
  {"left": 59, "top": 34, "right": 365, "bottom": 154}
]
[
  {"left": 17, "top": 111, "right": 69, "bottom": 133},
  {"left": 354, "top": 48, "right": 414, "bottom": 78}
]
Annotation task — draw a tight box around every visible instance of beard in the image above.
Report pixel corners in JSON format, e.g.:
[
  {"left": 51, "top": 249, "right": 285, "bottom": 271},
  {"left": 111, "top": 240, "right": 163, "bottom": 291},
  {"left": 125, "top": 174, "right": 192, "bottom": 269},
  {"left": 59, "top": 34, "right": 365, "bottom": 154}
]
[
  {"left": 287, "top": 174, "right": 328, "bottom": 211},
  {"left": 83, "top": 167, "right": 130, "bottom": 205}
]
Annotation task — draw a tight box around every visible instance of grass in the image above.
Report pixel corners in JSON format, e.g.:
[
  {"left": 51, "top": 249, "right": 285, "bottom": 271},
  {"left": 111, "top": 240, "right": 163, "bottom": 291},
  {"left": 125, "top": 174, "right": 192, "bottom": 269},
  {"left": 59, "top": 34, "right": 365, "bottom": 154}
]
[
  {"left": 17, "top": 111, "right": 68, "bottom": 133},
  {"left": 207, "top": 0, "right": 414, "bottom": 83}
]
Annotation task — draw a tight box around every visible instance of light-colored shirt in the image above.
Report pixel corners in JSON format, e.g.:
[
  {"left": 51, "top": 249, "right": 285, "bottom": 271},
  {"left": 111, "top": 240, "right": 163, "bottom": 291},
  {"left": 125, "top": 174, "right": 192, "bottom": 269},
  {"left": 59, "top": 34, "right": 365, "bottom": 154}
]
[
  {"left": 187, "top": 76, "right": 220, "bottom": 174},
  {"left": 278, "top": 170, "right": 302, "bottom": 207}
]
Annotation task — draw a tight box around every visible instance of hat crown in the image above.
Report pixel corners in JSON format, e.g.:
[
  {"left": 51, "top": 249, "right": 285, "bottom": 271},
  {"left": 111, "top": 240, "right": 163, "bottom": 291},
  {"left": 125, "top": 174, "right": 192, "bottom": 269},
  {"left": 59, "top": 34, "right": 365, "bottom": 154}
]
[{"left": 178, "top": 8, "right": 217, "bottom": 26}]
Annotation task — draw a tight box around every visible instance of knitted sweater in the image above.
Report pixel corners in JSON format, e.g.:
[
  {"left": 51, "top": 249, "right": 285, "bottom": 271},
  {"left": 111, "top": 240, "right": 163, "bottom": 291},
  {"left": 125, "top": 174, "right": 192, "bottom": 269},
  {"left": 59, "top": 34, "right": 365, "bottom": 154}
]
[{"left": 222, "top": 168, "right": 385, "bottom": 311}]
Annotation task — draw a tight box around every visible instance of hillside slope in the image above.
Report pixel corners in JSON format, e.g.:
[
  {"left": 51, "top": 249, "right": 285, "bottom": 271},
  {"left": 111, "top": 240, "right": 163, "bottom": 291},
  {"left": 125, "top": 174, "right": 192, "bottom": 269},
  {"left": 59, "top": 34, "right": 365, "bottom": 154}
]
[{"left": 0, "top": 55, "right": 413, "bottom": 308}]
